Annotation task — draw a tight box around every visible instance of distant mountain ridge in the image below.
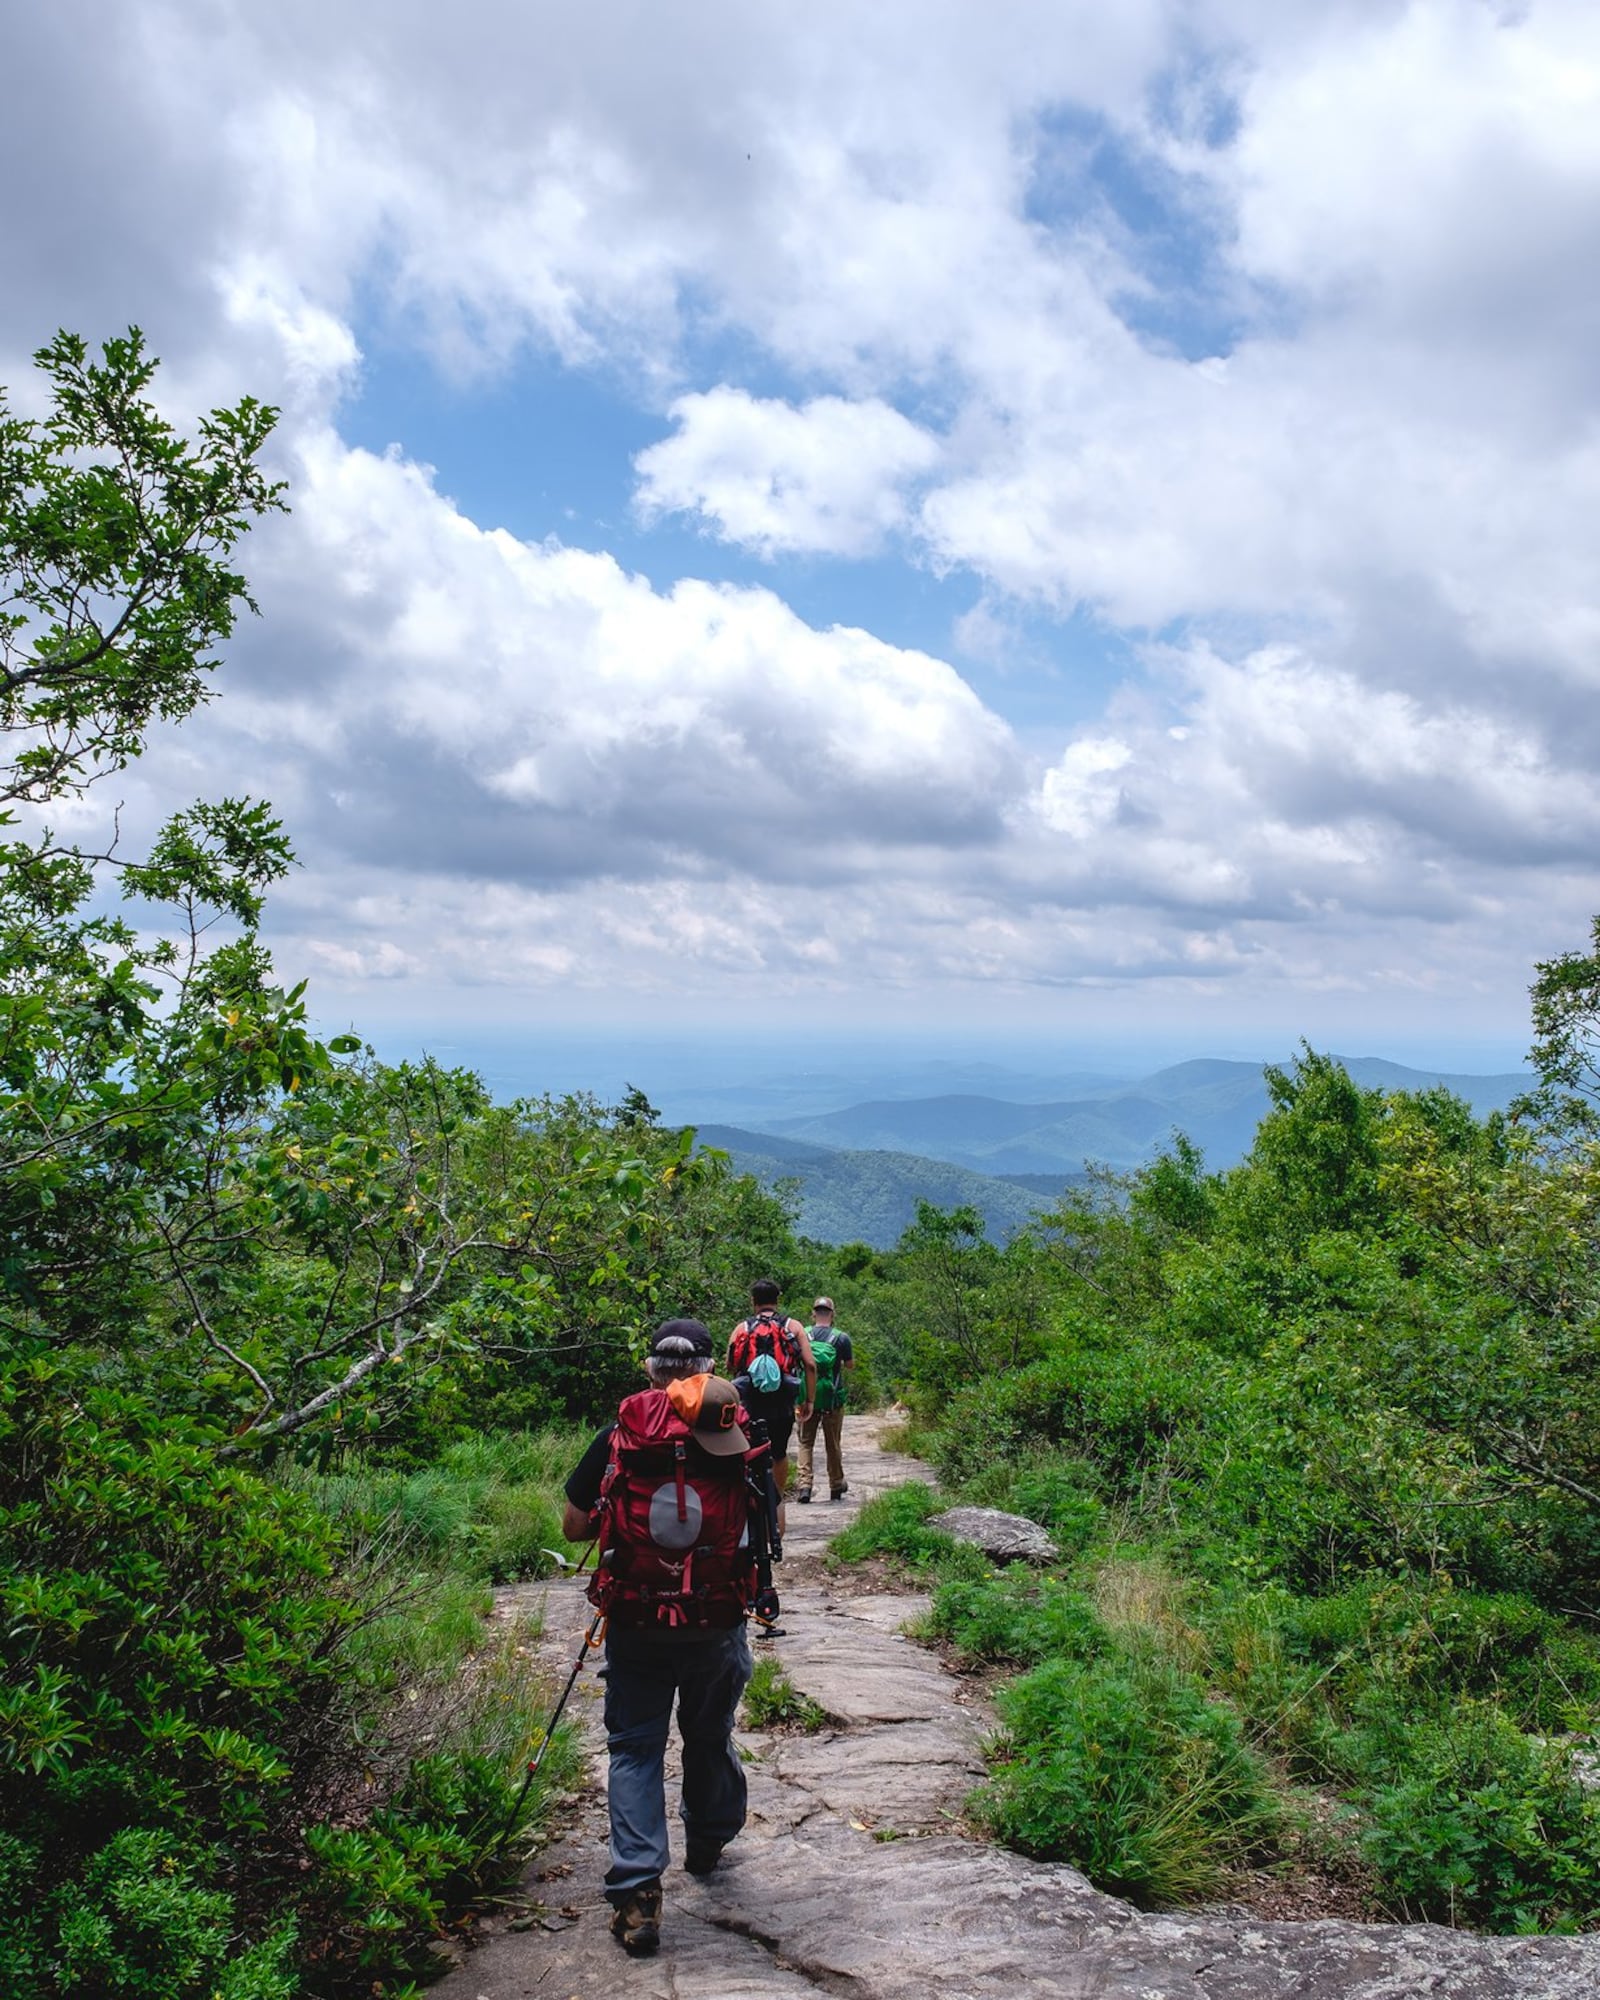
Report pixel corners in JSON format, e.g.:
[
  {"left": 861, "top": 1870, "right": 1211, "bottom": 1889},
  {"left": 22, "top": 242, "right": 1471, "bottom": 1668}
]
[
  {"left": 749, "top": 1057, "right": 1529, "bottom": 1179},
  {"left": 691, "top": 1124, "right": 1069, "bottom": 1248}
]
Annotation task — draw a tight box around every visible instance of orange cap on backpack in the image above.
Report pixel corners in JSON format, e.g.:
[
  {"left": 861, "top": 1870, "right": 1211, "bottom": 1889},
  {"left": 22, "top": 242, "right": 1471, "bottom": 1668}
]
[{"left": 665, "top": 1374, "right": 750, "bottom": 1456}]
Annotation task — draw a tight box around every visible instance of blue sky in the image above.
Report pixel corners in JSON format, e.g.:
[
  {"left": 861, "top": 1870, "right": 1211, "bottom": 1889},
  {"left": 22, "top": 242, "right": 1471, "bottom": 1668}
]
[
  {"left": 5, "top": 0, "right": 1599, "bottom": 1070},
  {"left": 338, "top": 292, "right": 1143, "bottom": 746}
]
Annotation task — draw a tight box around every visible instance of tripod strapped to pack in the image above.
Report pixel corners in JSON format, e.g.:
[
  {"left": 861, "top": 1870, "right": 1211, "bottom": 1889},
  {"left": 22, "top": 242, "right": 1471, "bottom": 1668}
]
[{"left": 743, "top": 1411, "right": 784, "bottom": 1635}]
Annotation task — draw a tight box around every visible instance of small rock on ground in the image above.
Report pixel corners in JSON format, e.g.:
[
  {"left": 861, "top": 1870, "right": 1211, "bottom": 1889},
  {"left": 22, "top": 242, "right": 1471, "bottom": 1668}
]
[{"left": 928, "top": 1503, "right": 1059, "bottom": 1563}]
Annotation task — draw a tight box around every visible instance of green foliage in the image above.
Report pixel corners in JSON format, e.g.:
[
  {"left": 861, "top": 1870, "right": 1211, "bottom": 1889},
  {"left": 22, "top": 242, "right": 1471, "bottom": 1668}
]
[
  {"left": 45, "top": 1830, "right": 299, "bottom": 2000},
  {"left": 1362, "top": 1706, "right": 1600, "bottom": 1933},
  {"left": 742, "top": 1656, "right": 828, "bottom": 1731},
  {"left": 827, "top": 1481, "right": 964, "bottom": 1568},
  {"left": 1236, "top": 1047, "right": 1390, "bottom": 1243},
  {"left": 1523, "top": 913, "right": 1600, "bottom": 1138},
  {"left": 306, "top": 1428, "right": 589, "bottom": 1585},
  {"left": 0, "top": 328, "right": 284, "bottom": 800},
  {"left": 0, "top": 1359, "right": 340, "bottom": 1989},
  {"left": 1, "top": 1360, "right": 353, "bottom": 1846},
  {"left": 0, "top": 1359, "right": 578, "bottom": 1995},
  {"left": 927, "top": 1570, "right": 1106, "bottom": 1668},
  {"left": 875, "top": 1204, "right": 1050, "bottom": 1398},
  {"left": 979, "top": 1654, "right": 1280, "bottom": 1905},
  {"left": 1282, "top": 1584, "right": 1600, "bottom": 1737},
  {"left": 931, "top": 1335, "right": 1209, "bottom": 1499},
  {"left": 0, "top": 334, "right": 321, "bottom": 1361}
]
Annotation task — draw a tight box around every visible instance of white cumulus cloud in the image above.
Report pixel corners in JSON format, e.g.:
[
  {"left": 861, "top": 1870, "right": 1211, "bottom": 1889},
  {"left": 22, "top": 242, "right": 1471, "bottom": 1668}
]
[
  {"left": 634, "top": 389, "right": 940, "bottom": 558},
  {"left": 7, "top": 0, "right": 1600, "bottom": 1040}
]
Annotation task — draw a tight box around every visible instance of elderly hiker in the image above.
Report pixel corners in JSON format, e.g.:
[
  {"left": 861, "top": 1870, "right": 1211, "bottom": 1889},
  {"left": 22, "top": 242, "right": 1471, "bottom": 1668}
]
[
  {"left": 727, "top": 1277, "right": 815, "bottom": 1497},
  {"left": 562, "top": 1318, "right": 781, "bottom": 1957},
  {"left": 795, "top": 1295, "right": 855, "bottom": 1503}
]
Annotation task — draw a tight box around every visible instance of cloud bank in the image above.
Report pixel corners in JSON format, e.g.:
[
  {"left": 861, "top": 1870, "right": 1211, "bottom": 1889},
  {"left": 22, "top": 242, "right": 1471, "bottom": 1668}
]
[{"left": 8, "top": 0, "right": 1600, "bottom": 1040}]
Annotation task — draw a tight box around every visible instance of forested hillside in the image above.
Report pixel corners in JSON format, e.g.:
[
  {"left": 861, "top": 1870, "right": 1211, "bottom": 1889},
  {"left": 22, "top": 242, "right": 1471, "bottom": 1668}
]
[
  {"left": 9, "top": 334, "right": 1600, "bottom": 1994},
  {"left": 692, "top": 1122, "right": 1058, "bottom": 1245}
]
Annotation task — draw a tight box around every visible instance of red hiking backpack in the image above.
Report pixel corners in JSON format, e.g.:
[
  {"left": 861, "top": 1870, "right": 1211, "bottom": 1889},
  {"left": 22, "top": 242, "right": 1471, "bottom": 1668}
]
[
  {"left": 729, "top": 1310, "right": 804, "bottom": 1387},
  {"left": 588, "top": 1387, "right": 767, "bottom": 1630}
]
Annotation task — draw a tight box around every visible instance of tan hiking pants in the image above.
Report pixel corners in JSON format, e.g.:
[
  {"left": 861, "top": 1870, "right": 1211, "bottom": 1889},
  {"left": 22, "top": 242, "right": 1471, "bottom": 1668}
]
[{"left": 797, "top": 1406, "right": 845, "bottom": 1495}]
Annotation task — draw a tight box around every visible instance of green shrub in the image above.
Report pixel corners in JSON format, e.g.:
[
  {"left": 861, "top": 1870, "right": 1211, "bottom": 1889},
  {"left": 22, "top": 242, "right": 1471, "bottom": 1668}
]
[
  {"left": 928, "top": 1571, "right": 1106, "bottom": 1668},
  {"left": 1363, "top": 1705, "right": 1600, "bottom": 1932},
  {"left": 0, "top": 1361, "right": 575, "bottom": 1997},
  {"left": 1275, "top": 1583, "right": 1600, "bottom": 1736},
  {"left": 0, "top": 1364, "right": 360, "bottom": 1989},
  {"left": 46, "top": 1830, "right": 299, "bottom": 2000},
  {"left": 1187, "top": 1367, "right": 1528, "bottom": 1598},
  {"left": 977, "top": 1654, "right": 1280, "bottom": 1905},
  {"left": 933, "top": 1339, "right": 1212, "bottom": 1500},
  {"left": 742, "top": 1656, "right": 828, "bottom": 1731},
  {"left": 828, "top": 1481, "right": 960, "bottom": 1567}
]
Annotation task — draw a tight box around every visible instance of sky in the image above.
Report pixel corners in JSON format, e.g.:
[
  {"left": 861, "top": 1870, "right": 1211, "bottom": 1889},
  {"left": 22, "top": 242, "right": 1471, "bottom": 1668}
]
[{"left": 6, "top": 0, "right": 1600, "bottom": 1071}]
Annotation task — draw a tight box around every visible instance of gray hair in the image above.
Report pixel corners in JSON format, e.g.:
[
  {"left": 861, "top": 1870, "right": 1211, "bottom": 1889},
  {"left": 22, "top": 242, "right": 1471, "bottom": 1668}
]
[{"left": 645, "top": 1336, "right": 715, "bottom": 1384}]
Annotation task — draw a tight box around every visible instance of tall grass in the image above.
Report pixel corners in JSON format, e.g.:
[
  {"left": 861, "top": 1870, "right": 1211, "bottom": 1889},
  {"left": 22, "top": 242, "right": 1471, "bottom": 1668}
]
[
  {"left": 298, "top": 1427, "right": 591, "bottom": 1585},
  {"left": 978, "top": 1653, "right": 1281, "bottom": 1906}
]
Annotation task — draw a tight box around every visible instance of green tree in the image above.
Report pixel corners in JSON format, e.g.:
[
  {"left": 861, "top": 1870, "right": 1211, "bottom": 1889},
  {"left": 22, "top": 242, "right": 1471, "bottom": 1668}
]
[
  {"left": 1237, "top": 1045, "right": 1388, "bottom": 1241},
  {"left": 1523, "top": 914, "right": 1600, "bottom": 1138},
  {"left": 0, "top": 333, "right": 358, "bottom": 1413}
]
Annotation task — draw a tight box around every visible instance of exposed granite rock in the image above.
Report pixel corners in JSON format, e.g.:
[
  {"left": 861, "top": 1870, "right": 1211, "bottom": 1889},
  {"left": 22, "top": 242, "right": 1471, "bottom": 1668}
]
[
  {"left": 928, "top": 1503, "right": 1059, "bottom": 1563},
  {"left": 441, "top": 1417, "right": 1600, "bottom": 2000}
]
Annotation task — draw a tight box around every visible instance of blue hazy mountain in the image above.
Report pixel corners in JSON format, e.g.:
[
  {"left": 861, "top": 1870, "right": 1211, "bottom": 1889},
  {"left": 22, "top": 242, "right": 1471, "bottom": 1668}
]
[
  {"left": 753, "top": 1057, "right": 1528, "bottom": 1177},
  {"left": 691, "top": 1124, "right": 1068, "bottom": 1247}
]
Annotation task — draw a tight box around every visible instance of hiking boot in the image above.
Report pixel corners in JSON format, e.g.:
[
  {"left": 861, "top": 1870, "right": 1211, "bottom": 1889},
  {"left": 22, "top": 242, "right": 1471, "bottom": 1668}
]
[
  {"left": 830, "top": 1483, "right": 849, "bottom": 1500},
  {"left": 609, "top": 1882, "right": 662, "bottom": 1956},
  {"left": 795, "top": 1488, "right": 812, "bottom": 1504},
  {"left": 684, "top": 1837, "right": 725, "bottom": 1876}
]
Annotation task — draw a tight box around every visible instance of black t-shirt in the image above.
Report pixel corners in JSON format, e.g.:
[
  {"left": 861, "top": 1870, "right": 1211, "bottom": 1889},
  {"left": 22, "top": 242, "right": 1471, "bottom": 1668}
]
[{"left": 565, "top": 1424, "right": 615, "bottom": 1513}]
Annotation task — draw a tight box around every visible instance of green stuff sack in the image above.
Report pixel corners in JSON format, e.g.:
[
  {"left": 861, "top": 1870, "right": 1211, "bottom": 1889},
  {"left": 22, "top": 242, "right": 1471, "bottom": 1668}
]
[{"left": 810, "top": 1338, "right": 845, "bottom": 1412}]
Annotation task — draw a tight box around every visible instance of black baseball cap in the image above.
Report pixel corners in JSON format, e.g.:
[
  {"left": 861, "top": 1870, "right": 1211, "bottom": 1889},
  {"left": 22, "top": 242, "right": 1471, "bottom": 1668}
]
[{"left": 650, "top": 1317, "right": 714, "bottom": 1358}]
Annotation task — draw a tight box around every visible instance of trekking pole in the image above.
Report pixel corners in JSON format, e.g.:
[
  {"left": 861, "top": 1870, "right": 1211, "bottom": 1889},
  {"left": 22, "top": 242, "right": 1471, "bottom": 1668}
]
[{"left": 496, "top": 1542, "right": 604, "bottom": 1851}]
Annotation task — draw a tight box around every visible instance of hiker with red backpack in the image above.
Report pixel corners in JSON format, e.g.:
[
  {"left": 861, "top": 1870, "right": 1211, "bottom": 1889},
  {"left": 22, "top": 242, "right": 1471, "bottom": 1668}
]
[
  {"left": 727, "top": 1277, "right": 815, "bottom": 1497},
  {"left": 561, "top": 1319, "right": 783, "bottom": 1958},
  {"left": 795, "top": 1295, "right": 855, "bottom": 1503}
]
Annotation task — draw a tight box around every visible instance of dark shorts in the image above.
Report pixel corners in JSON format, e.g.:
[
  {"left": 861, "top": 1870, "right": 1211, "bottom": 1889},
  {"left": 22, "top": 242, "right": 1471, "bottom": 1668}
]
[{"left": 741, "top": 1389, "right": 798, "bottom": 1462}]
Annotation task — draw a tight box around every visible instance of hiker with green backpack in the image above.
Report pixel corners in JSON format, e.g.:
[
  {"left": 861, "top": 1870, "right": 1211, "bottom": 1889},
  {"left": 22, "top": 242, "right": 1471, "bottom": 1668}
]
[{"left": 795, "top": 1297, "right": 855, "bottom": 1503}]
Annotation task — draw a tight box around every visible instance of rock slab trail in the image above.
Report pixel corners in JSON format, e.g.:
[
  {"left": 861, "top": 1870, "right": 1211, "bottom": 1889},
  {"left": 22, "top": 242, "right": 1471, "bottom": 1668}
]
[{"left": 436, "top": 1415, "right": 1600, "bottom": 2000}]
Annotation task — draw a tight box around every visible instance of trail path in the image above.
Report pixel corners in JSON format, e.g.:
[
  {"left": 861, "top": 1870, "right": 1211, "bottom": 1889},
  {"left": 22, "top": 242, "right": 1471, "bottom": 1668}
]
[{"left": 437, "top": 1415, "right": 1600, "bottom": 2000}]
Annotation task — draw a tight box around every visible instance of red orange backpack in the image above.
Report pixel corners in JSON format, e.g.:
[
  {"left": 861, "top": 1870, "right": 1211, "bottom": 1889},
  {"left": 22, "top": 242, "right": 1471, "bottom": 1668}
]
[
  {"left": 588, "top": 1386, "right": 772, "bottom": 1629},
  {"left": 728, "top": 1309, "right": 804, "bottom": 1388}
]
